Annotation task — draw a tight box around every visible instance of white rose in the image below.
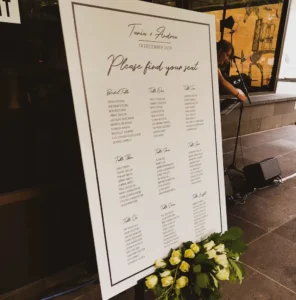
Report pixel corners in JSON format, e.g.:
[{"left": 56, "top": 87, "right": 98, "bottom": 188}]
[
  {"left": 145, "top": 275, "right": 158, "bottom": 289},
  {"left": 214, "top": 254, "right": 229, "bottom": 267},
  {"left": 206, "top": 249, "right": 217, "bottom": 259},
  {"left": 160, "top": 270, "right": 171, "bottom": 278},
  {"left": 214, "top": 244, "right": 225, "bottom": 253},
  {"left": 216, "top": 268, "right": 230, "bottom": 281},
  {"left": 154, "top": 259, "right": 167, "bottom": 269},
  {"left": 161, "top": 276, "right": 174, "bottom": 287},
  {"left": 204, "top": 240, "right": 215, "bottom": 251}
]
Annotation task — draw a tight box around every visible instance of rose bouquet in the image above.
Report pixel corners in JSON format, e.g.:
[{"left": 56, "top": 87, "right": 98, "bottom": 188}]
[{"left": 145, "top": 227, "right": 247, "bottom": 300}]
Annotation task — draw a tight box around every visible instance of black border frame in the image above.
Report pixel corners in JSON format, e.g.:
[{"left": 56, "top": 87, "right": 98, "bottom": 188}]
[{"left": 71, "top": 1, "right": 223, "bottom": 287}]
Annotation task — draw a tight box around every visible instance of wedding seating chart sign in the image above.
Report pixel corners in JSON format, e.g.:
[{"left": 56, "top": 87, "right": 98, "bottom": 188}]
[{"left": 59, "top": 1, "right": 227, "bottom": 299}]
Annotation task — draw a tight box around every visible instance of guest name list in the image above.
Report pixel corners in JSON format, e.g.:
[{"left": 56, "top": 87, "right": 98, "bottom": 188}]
[{"left": 60, "top": 1, "right": 227, "bottom": 299}]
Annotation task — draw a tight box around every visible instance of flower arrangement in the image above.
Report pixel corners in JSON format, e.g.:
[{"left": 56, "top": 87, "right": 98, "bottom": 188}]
[{"left": 145, "top": 227, "right": 247, "bottom": 300}]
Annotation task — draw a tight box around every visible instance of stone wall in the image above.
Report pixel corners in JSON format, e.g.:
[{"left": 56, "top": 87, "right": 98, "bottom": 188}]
[{"left": 221, "top": 98, "right": 296, "bottom": 139}]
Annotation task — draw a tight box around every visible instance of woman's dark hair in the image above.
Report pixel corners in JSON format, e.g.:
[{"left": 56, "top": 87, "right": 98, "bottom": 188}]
[{"left": 217, "top": 40, "right": 234, "bottom": 56}]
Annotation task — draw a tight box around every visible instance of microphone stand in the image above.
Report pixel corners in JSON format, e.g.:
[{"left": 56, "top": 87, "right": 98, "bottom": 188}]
[
  {"left": 227, "top": 57, "right": 251, "bottom": 172},
  {"left": 233, "top": 57, "right": 252, "bottom": 105}
]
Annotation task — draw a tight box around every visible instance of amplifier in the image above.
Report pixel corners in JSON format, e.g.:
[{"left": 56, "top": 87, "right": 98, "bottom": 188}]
[{"left": 243, "top": 157, "right": 282, "bottom": 188}]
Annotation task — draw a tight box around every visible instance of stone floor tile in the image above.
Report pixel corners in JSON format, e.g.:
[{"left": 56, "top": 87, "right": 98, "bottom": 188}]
[
  {"left": 279, "top": 151, "right": 296, "bottom": 162},
  {"left": 277, "top": 152, "right": 296, "bottom": 177},
  {"left": 242, "top": 144, "right": 292, "bottom": 162},
  {"left": 274, "top": 217, "right": 296, "bottom": 244},
  {"left": 227, "top": 195, "right": 290, "bottom": 231},
  {"left": 240, "top": 131, "right": 275, "bottom": 148},
  {"left": 278, "top": 159, "right": 296, "bottom": 177},
  {"left": 221, "top": 272, "right": 296, "bottom": 300},
  {"left": 285, "top": 135, "right": 296, "bottom": 144},
  {"left": 237, "top": 126, "right": 296, "bottom": 149},
  {"left": 220, "top": 265, "right": 256, "bottom": 298},
  {"left": 253, "top": 186, "right": 296, "bottom": 219},
  {"left": 223, "top": 152, "right": 254, "bottom": 170},
  {"left": 284, "top": 177, "right": 296, "bottom": 188},
  {"left": 275, "top": 125, "right": 296, "bottom": 135},
  {"left": 265, "top": 126, "right": 296, "bottom": 139},
  {"left": 254, "top": 184, "right": 296, "bottom": 199},
  {"left": 268, "top": 139, "right": 296, "bottom": 150},
  {"left": 227, "top": 214, "right": 267, "bottom": 244},
  {"left": 242, "top": 233, "right": 296, "bottom": 292}
]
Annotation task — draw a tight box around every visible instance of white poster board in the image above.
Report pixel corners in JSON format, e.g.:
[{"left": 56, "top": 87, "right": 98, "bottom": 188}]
[
  {"left": 0, "top": 0, "right": 20, "bottom": 24},
  {"left": 59, "top": 1, "right": 227, "bottom": 299}
]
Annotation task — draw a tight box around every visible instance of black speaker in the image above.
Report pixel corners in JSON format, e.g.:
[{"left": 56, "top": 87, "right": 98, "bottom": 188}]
[{"left": 243, "top": 157, "right": 282, "bottom": 188}]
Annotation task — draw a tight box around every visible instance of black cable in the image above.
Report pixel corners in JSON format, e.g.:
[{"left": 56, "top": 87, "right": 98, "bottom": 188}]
[
  {"left": 239, "top": 135, "right": 245, "bottom": 168},
  {"left": 40, "top": 278, "right": 98, "bottom": 300},
  {"left": 230, "top": 175, "right": 283, "bottom": 205}
]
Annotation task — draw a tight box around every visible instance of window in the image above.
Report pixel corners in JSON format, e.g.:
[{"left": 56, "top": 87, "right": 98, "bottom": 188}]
[{"left": 149, "top": 0, "right": 289, "bottom": 93}]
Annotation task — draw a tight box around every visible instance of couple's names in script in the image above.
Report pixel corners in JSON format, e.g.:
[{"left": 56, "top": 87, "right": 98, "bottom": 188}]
[{"left": 128, "top": 23, "right": 178, "bottom": 41}]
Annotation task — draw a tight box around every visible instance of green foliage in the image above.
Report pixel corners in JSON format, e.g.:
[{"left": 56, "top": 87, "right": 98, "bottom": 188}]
[
  {"left": 207, "top": 289, "right": 222, "bottom": 300},
  {"left": 145, "top": 227, "right": 247, "bottom": 300},
  {"left": 206, "top": 233, "right": 221, "bottom": 244},
  {"left": 229, "top": 259, "right": 245, "bottom": 284},
  {"left": 230, "top": 239, "right": 248, "bottom": 255},
  {"left": 195, "top": 253, "right": 208, "bottom": 264},
  {"left": 156, "top": 284, "right": 164, "bottom": 295},
  {"left": 196, "top": 273, "right": 210, "bottom": 288},
  {"left": 229, "top": 270, "right": 239, "bottom": 283},
  {"left": 193, "top": 264, "right": 201, "bottom": 273},
  {"left": 194, "top": 284, "right": 201, "bottom": 296},
  {"left": 220, "top": 227, "right": 243, "bottom": 241},
  {"left": 183, "top": 241, "right": 193, "bottom": 249},
  {"left": 210, "top": 274, "right": 219, "bottom": 289},
  {"left": 227, "top": 251, "right": 239, "bottom": 260}
]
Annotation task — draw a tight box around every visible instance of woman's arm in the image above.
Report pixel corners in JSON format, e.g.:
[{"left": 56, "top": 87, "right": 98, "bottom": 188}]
[{"left": 218, "top": 69, "right": 246, "bottom": 101}]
